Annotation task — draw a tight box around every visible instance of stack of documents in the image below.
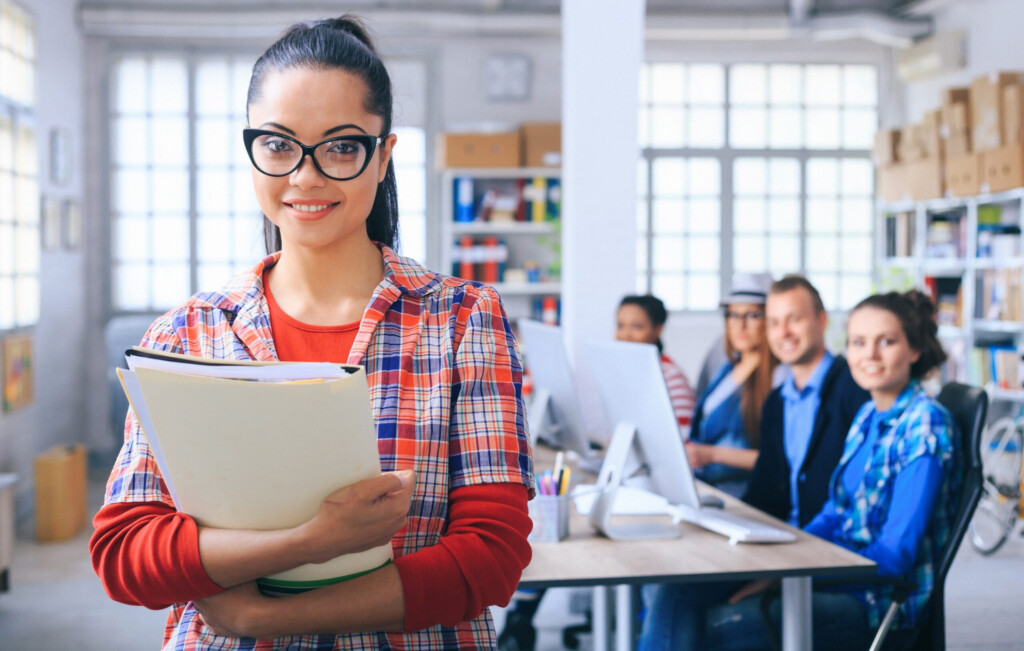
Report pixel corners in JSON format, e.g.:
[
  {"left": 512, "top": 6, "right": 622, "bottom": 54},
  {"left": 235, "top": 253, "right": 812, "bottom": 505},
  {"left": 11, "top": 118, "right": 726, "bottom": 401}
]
[{"left": 118, "top": 348, "right": 392, "bottom": 592}]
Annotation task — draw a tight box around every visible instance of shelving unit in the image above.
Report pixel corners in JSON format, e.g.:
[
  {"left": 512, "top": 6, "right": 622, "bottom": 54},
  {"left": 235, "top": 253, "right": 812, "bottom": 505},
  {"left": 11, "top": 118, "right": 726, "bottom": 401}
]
[
  {"left": 440, "top": 167, "right": 562, "bottom": 323},
  {"left": 877, "top": 187, "right": 1024, "bottom": 401}
]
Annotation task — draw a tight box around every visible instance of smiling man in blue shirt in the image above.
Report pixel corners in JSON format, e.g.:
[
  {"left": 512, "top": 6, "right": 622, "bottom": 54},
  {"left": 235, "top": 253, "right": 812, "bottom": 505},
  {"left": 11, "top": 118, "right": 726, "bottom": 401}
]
[{"left": 743, "top": 275, "right": 870, "bottom": 527}]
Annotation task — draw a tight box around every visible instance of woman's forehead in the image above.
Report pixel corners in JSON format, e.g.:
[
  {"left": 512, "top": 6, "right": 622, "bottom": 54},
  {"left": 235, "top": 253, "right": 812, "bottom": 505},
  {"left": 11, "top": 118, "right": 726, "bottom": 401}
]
[{"left": 248, "top": 66, "right": 381, "bottom": 134}]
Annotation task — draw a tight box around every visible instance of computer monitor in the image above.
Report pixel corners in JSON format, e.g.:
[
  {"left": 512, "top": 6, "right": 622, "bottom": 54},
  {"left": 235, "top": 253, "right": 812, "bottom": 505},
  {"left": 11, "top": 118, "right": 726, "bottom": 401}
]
[
  {"left": 583, "top": 339, "right": 704, "bottom": 539},
  {"left": 516, "top": 319, "right": 594, "bottom": 460}
]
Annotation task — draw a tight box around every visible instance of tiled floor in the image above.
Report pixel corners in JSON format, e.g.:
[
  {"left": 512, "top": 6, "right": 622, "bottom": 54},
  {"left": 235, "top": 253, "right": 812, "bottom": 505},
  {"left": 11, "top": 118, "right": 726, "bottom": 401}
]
[{"left": 1, "top": 479, "right": 1022, "bottom": 650}]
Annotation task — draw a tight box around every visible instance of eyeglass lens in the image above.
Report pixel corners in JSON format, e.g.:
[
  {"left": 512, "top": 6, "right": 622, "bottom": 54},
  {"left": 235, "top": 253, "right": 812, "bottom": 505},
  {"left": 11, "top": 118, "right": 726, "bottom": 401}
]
[{"left": 250, "top": 133, "right": 371, "bottom": 179}]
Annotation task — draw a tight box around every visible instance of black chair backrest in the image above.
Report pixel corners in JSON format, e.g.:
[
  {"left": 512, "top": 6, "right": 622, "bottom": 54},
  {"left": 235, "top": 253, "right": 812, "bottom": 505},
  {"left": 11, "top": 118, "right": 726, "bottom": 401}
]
[{"left": 924, "top": 382, "right": 988, "bottom": 650}]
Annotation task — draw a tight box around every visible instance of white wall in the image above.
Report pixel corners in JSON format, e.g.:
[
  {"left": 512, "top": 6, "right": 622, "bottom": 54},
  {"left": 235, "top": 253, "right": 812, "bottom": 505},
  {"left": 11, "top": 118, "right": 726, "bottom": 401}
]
[
  {"left": 0, "top": 0, "right": 87, "bottom": 520},
  {"left": 903, "top": 0, "right": 1024, "bottom": 121}
]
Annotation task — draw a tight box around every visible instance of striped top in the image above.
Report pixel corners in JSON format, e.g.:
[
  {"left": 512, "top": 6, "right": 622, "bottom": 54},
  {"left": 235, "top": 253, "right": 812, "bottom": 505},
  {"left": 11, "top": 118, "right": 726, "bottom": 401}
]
[
  {"left": 661, "top": 354, "right": 696, "bottom": 430},
  {"left": 101, "top": 244, "right": 534, "bottom": 650}
]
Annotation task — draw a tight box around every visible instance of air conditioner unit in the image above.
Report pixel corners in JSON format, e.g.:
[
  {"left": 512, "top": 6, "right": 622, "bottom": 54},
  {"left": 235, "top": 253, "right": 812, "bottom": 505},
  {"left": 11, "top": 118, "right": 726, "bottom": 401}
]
[{"left": 897, "top": 30, "right": 966, "bottom": 81}]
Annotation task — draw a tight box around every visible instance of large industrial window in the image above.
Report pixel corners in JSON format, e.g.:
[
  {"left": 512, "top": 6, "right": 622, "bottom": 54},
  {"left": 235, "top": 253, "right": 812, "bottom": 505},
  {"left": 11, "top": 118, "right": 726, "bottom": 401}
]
[
  {"left": 0, "top": 0, "right": 37, "bottom": 330},
  {"left": 637, "top": 62, "right": 877, "bottom": 311},
  {"left": 109, "top": 52, "right": 428, "bottom": 313}
]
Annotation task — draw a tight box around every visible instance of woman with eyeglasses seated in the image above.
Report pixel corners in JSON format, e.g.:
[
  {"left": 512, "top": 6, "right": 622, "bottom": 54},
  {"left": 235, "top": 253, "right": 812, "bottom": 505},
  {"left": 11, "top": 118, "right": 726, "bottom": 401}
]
[
  {"left": 696, "top": 289, "right": 958, "bottom": 651},
  {"left": 685, "top": 273, "right": 780, "bottom": 497},
  {"left": 90, "top": 16, "right": 533, "bottom": 649}
]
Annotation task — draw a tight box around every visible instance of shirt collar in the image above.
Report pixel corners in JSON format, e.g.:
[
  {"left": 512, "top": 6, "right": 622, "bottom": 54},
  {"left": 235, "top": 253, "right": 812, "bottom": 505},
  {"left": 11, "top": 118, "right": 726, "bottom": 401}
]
[
  {"left": 875, "top": 379, "right": 922, "bottom": 426},
  {"left": 780, "top": 350, "right": 834, "bottom": 401}
]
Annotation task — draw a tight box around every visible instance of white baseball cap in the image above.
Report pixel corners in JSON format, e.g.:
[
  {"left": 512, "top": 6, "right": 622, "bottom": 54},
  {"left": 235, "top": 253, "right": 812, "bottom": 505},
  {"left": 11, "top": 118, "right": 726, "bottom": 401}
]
[{"left": 720, "top": 273, "right": 773, "bottom": 307}]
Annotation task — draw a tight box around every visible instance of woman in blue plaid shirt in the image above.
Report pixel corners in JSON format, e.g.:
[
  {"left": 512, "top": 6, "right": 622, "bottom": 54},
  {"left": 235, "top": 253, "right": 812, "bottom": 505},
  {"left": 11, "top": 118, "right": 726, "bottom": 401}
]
[{"left": 698, "top": 289, "right": 958, "bottom": 650}]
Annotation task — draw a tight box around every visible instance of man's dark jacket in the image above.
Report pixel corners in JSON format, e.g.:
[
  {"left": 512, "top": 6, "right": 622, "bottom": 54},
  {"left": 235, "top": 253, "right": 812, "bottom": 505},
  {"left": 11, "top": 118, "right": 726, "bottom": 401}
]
[{"left": 742, "top": 355, "right": 870, "bottom": 527}]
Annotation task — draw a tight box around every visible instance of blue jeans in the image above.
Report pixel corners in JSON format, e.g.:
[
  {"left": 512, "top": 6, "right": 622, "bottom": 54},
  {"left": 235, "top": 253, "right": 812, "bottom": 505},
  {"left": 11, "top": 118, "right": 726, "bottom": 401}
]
[{"left": 640, "top": 582, "right": 870, "bottom": 651}]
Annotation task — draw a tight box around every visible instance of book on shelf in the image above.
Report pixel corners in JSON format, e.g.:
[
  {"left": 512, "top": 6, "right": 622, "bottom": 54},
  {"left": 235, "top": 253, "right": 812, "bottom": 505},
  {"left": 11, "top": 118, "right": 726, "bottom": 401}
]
[
  {"left": 117, "top": 348, "right": 392, "bottom": 594},
  {"left": 925, "top": 214, "right": 967, "bottom": 259},
  {"left": 975, "top": 268, "right": 1024, "bottom": 322},
  {"left": 452, "top": 174, "right": 560, "bottom": 223},
  {"left": 925, "top": 276, "right": 964, "bottom": 327},
  {"left": 886, "top": 212, "right": 916, "bottom": 257},
  {"left": 968, "top": 344, "right": 1023, "bottom": 390}
]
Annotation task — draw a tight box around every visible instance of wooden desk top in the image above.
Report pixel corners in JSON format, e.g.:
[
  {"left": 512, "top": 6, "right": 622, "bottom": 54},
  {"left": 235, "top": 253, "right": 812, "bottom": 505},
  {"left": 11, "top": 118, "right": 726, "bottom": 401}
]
[{"left": 521, "top": 445, "right": 876, "bottom": 589}]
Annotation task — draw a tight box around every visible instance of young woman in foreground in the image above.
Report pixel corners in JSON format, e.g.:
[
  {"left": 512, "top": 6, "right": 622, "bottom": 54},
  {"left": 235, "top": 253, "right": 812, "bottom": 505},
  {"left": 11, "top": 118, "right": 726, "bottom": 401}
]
[{"left": 91, "top": 16, "right": 534, "bottom": 650}]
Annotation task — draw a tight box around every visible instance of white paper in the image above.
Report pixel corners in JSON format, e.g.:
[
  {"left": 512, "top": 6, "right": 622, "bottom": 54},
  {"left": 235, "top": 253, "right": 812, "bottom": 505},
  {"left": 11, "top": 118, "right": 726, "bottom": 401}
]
[
  {"left": 571, "top": 483, "right": 672, "bottom": 516},
  {"left": 126, "top": 348, "right": 347, "bottom": 381},
  {"left": 117, "top": 368, "right": 179, "bottom": 506}
]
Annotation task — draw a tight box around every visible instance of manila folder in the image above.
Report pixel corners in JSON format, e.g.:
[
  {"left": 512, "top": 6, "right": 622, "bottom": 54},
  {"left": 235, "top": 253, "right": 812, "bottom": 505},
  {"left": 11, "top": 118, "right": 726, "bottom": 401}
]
[{"left": 132, "top": 365, "right": 392, "bottom": 586}]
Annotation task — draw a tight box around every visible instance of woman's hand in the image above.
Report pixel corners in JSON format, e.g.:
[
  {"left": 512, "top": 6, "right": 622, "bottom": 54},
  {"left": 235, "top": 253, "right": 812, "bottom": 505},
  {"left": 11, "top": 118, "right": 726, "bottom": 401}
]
[
  {"left": 685, "top": 441, "right": 716, "bottom": 469},
  {"left": 727, "top": 578, "right": 778, "bottom": 604},
  {"left": 194, "top": 582, "right": 269, "bottom": 639},
  {"left": 298, "top": 470, "right": 416, "bottom": 564}
]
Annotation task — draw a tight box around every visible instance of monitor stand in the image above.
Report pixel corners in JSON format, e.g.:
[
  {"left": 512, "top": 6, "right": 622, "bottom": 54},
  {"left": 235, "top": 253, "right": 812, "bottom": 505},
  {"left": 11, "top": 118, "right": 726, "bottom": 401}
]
[
  {"left": 526, "top": 388, "right": 554, "bottom": 447},
  {"left": 588, "top": 422, "right": 682, "bottom": 540}
]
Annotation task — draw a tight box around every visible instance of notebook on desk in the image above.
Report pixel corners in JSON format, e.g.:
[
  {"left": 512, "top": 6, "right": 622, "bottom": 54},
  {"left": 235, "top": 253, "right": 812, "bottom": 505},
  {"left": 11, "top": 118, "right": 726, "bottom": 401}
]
[{"left": 584, "top": 340, "right": 797, "bottom": 545}]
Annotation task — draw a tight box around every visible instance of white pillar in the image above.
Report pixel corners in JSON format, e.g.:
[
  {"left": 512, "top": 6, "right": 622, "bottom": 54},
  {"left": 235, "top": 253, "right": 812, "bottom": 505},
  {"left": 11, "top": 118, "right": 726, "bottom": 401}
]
[{"left": 561, "top": 0, "right": 644, "bottom": 436}]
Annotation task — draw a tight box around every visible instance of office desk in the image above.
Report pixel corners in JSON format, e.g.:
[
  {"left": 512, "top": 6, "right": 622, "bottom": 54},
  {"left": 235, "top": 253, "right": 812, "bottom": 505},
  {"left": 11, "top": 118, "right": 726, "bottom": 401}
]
[{"left": 521, "top": 449, "right": 875, "bottom": 651}]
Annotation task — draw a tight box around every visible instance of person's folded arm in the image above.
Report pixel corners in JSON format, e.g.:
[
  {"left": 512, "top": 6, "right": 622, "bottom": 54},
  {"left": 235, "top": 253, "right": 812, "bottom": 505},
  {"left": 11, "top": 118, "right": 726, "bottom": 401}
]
[
  {"left": 803, "top": 498, "right": 843, "bottom": 541},
  {"left": 859, "top": 455, "right": 943, "bottom": 576},
  {"left": 90, "top": 470, "right": 416, "bottom": 609},
  {"left": 192, "top": 482, "right": 532, "bottom": 639}
]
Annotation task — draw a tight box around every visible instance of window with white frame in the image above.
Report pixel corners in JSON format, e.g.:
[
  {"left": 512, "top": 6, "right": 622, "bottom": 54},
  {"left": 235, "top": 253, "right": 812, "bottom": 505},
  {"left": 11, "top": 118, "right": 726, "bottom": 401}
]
[
  {"left": 109, "top": 53, "right": 428, "bottom": 312},
  {"left": 0, "top": 0, "right": 37, "bottom": 330},
  {"left": 637, "top": 62, "right": 877, "bottom": 311}
]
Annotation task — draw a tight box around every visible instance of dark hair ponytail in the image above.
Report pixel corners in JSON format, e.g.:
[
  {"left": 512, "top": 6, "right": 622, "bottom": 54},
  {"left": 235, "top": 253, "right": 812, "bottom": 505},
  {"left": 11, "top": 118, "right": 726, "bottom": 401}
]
[
  {"left": 851, "top": 289, "right": 947, "bottom": 379},
  {"left": 619, "top": 294, "right": 668, "bottom": 352},
  {"left": 248, "top": 15, "right": 399, "bottom": 253}
]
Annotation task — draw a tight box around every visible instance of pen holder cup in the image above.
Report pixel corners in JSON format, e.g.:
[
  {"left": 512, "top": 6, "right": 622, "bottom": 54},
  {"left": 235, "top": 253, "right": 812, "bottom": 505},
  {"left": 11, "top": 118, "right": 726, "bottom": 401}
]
[{"left": 528, "top": 493, "right": 570, "bottom": 543}]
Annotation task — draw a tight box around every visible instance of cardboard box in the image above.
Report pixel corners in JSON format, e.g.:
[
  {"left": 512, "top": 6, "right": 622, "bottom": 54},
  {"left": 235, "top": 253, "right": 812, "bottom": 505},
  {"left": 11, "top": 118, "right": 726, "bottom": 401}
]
[
  {"left": 921, "top": 110, "right": 944, "bottom": 160},
  {"left": 945, "top": 153, "right": 983, "bottom": 197},
  {"left": 899, "top": 124, "right": 925, "bottom": 162},
  {"left": 941, "top": 88, "right": 970, "bottom": 133},
  {"left": 873, "top": 129, "right": 901, "bottom": 165},
  {"left": 0, "top": 474, "right": 15, "bottom": 586},
  {"left": 521, "top": 122, "right": 561, "bottom": 168},
  {"left": 34, "top": 444, "right": 87, "bottom": 543},
  {"left": 946, "top": 132, "right": 971, "bottom": 157},
  {"left": 437, "top": 132, "right": 521, "bottom": 168},
  {"left": 981, "top": 144, "right": 1024, "bottom": 194},
  {"left": 905, "top": 158, "right": 944, "bottom": 200},
  {"left": 878, "top": 164, "right": 909, "bottom": 203},
  {"left": 1005, "top": 84, "right": 1023, "bottom": 146},
  {"left": 970, "top": 71, "right": 1024, "bottom": 151}
]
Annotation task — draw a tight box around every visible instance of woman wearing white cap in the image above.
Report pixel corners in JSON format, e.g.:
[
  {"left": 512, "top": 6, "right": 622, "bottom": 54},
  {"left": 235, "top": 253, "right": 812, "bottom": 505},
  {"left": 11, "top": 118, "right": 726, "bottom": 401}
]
[{"left": 685, "top": 273, "right": 779, "bottom": 497}]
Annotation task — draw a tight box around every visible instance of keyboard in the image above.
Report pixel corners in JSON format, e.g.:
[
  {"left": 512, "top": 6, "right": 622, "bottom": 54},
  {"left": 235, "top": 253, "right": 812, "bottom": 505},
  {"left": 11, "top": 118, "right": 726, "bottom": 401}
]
[{"left": 668, "top": 504, "right": 797, "bottom": 544}]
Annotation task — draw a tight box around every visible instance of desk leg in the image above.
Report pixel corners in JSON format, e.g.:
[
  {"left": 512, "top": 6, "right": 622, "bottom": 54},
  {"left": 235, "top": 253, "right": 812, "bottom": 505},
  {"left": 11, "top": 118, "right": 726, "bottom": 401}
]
[
  {"left": 781, "top": 576, "right": 812, "bottom": 651},
  {"left": 592, "top": 586, "right": 613, "bottom": 651},
  {"left": 615, "top": 584, "right": 633, "bottom": 651}
]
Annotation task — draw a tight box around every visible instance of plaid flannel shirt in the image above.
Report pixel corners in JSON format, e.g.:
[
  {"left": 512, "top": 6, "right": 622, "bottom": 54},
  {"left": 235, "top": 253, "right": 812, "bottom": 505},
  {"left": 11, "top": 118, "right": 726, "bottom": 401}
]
[
  {"left": 103, "top": 244, "right": 535, "bottom": 650},
  {"left": 831, "top": 380, "right": 958, "bottom": 629}
]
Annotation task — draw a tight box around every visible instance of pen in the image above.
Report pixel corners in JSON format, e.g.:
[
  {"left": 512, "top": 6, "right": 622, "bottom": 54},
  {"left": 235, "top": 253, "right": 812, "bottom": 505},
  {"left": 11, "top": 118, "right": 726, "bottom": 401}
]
[
  {"left": 559, "top": 467, "right": 571, "bottom": 495},
  {"left": 553, "top": 451, "right": 565, "bottom": 482}
]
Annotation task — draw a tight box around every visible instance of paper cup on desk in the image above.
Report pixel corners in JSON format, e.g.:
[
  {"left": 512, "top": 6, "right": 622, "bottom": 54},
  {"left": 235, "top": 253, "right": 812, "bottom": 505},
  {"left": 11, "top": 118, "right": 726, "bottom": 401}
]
[{"left": 528, "top": 493, "right": 570, "bottom": 543}]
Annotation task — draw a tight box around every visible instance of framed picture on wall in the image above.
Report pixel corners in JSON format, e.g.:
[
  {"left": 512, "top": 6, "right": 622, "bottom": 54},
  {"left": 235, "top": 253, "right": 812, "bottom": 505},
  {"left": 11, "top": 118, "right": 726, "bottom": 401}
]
[
  {"left": 62, "top": 199, "right": 82, "bottom": 250},
  {"left": 2, "top": 334, "right": 34, "bottom": 413},
  {"left": 40, "top": 195, "right": 61, "bottom": 251}
]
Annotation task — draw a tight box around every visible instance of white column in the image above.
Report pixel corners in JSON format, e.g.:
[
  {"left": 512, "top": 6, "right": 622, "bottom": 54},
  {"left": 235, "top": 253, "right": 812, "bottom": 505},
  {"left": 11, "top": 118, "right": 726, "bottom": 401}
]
[{"left": 561, "top": 0, "right": 645, "bottom": 435}]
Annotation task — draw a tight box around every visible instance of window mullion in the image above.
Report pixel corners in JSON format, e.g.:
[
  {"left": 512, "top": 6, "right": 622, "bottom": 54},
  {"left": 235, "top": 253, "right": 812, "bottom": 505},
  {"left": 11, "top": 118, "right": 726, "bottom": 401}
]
[{"left": 187, "top": 54, "right": 198, "bottom": 296}]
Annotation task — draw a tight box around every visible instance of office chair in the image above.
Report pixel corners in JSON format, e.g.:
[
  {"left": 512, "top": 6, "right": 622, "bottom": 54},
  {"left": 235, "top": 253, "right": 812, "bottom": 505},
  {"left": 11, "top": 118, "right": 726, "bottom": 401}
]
[{"left": 759, "top": 382, "right": 988, "bottom": 651}]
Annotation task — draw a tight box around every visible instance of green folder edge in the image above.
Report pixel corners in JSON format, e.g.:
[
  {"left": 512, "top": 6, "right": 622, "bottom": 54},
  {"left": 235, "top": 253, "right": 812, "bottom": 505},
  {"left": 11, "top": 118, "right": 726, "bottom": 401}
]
[{"left": 256, "top": 559, "right": 392, "bottom": 594}]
